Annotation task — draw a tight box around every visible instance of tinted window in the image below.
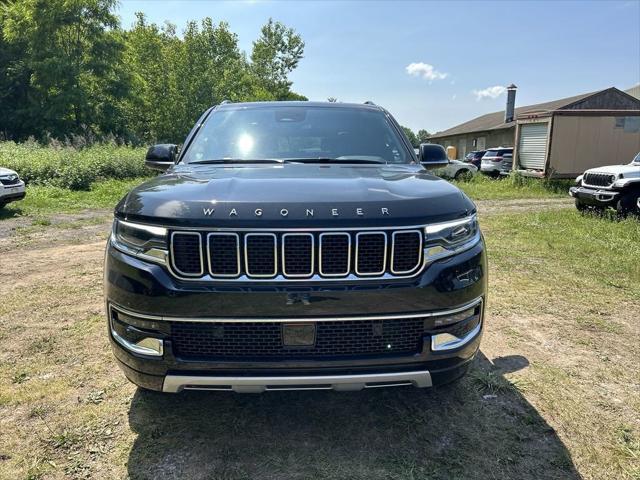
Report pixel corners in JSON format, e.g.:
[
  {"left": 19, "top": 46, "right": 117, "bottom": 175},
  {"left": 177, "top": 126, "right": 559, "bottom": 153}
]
[
  {"left": 483, "top": 150, "right": 502, "bottom": 158},
  {"left": 182, "top": 106, "right": 411, "bottom": 164}
]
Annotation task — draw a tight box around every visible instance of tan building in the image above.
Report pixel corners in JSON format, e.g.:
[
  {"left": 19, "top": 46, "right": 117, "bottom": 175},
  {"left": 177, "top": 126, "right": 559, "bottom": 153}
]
[{"left": 429, "top": 86, "right": 640, "bottom": 178}]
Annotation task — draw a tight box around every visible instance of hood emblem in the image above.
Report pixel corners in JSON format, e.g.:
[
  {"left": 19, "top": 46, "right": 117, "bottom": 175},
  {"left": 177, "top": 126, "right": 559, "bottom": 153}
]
[{"left": 202, "top": 207, "right": 390, "bottom": 218}]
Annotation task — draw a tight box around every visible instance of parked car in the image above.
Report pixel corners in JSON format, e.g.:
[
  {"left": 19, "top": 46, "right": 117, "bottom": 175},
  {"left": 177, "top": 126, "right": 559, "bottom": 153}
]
[
  {"left": 104, "top": 101, "right": 487, "bottom": 393},
  {"left": 569, "top": 151, "right": 640, "bottom": 215},
  {"left": 420, "top": 144, "right": 477, "bottom": 180},
  {"left": 480, "top": 147, "right": 513, "bottom": 177},
  {"left": 464, "top": 150, "right": 486, "bottom": 169},
  {"left": 0, "top": 167, "right": 26, "bottom": 208}
]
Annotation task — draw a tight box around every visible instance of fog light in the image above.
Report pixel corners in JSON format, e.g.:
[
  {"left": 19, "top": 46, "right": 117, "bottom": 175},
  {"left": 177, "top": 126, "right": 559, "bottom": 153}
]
[
  {"left": 431, "top": 320, "right": 482, "bottom": 352},
  {"left": 433, "top": 307, "right": 476, "bottom": 327},
  {"left": 110, "top": 315, "right": 164, "bottom": 357}
]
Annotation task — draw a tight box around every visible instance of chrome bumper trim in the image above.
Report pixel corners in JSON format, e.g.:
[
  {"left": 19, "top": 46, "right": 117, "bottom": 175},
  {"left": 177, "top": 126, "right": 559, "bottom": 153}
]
[
  {"left": 162, "top": 370, "right": 433, "bottom": 393},
  {"left": 108, "top": 297, "right": 483, "bottom": 324}
]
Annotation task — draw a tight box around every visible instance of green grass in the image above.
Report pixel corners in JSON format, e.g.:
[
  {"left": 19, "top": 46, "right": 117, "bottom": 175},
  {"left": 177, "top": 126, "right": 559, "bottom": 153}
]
[
  {"left": 453, "top": 173, "right": 574, "bottom": 200},
  {"left": 0, "top": 141, "right": 149, "bottom": 190},
  {"left": 0, "top": 177, "right": 151, "bottom": 218}
]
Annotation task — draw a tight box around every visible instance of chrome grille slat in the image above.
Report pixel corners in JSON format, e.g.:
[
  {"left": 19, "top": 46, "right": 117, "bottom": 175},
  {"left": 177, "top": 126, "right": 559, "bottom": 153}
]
[
  {"left": 282, "top": 233, "right": 314, "bottom": 277},
  {"left": 391, "top": 230, "right": 423, "bottom": 274},
  {"left": 169, "top": 228, "right": 425, "bottom": 280},
  {"left": 170, "top": 232, "right": 204, "bottom": 277},
  {"left": 207, "top": 233, "right": 240, "bottom": 277},
  {"left": 355, "top": 232, "right": 387, "bottom": 276},
  {"left": 244, "top": 233, "right": 277, "bottom": 278}
]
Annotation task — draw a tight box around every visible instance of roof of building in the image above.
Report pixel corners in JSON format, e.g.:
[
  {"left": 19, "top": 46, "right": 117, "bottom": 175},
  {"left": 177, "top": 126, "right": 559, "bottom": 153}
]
[{"left": 430, "top": 87, "right": 637, "bottom": 139}]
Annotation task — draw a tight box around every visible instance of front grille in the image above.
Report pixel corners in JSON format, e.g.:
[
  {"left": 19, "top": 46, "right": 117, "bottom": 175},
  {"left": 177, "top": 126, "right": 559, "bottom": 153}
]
[
  {"left": 245, "top": 234, "right": 277, "bottom": 277},
  {"left": 391, "top": 231, "right": 422, "bottom": 273},
  {"left": 356, "top": 233, "right": 387, "bottom": 275},
  {"left": 208, "top": 234, "right": 240, "bottom": 276},
  {"left": 0, "top": 176, "right": 20, "bottom": 186},
  {"left": 169, "top": 228, "right": 423, "bottom": 280},
  {"left": 584, "top": 172, "right": 615, "bottom": 187},
  {"left": 170, "top": 233, "right": 203, "bottom": 276},
  {"left": 170, "top": 318, "right": 425, "bottom": 360}
]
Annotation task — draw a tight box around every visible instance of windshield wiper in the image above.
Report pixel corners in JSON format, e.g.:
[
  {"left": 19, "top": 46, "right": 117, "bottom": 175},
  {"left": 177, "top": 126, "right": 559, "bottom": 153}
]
[
  {"left": 282, "top": 157, "right": 386, "bottom": 164},
  {"left": 189, "top": 158, "right": 284, "bottom": 165}
]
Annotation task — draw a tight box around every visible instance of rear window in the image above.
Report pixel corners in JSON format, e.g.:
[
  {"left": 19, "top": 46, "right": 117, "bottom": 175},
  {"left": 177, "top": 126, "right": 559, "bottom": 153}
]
[{"left": 484, "top": 149, "right": 512, "bottom": 158}]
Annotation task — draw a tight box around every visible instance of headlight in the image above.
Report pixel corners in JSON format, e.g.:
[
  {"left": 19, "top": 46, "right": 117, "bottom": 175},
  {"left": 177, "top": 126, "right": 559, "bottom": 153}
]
[
  {"left": 424, "top": 215, "right": 480, "bottom": 262},
  {"left": 111, "top": 219, "right": 168, "bottom": 264}
]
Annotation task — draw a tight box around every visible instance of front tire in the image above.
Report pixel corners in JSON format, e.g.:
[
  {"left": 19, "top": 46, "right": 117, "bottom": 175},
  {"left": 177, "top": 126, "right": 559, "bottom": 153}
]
[
  {"left": 574, "top": 199, "right": 588, "bottom": 212},
  {"left": 454, "top": 169, "right": 472, "bottom": 181},
  {"left": 616, "top": 191, "right": 640, "bottom": 217}
]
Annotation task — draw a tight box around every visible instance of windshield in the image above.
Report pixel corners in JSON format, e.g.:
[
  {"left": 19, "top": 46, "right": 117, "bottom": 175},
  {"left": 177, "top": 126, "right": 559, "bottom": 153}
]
[
  {"left": 633, "top": 152, "right": 640, "bottom": 164},
  {"left": 181, "top": 105, "right": 412, "bottom": 164}
]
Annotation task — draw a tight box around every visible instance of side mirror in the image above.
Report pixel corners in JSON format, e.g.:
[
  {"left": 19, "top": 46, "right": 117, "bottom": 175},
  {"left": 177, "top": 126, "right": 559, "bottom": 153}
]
[
  {"left": 419, "top": 143, "right": 449, "bottom": 170},
  {"left": 145, "top": 144, "right": 178, "bottom": 171}
]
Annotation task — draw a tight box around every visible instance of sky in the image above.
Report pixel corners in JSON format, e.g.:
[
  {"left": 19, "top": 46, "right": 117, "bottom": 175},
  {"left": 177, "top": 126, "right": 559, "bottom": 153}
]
[{"left": 116, "top": 0, "right": 640, "bottom": 133}]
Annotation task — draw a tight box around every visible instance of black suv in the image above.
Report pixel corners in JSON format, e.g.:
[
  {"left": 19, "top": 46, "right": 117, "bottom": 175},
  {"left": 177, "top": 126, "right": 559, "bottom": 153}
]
[{"left": 104, "top": 101, "right": 487, "bottom": 393}]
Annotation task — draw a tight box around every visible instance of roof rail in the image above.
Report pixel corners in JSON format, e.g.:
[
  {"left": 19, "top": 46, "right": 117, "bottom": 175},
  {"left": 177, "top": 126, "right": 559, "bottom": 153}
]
[{"left": 364, "top": 100, "right": 376, "bottom": 105}]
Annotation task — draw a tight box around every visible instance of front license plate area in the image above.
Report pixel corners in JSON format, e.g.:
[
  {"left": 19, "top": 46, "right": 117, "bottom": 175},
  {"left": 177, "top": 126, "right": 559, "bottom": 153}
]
[{"left": 282, "top": 323, "right": 316, "bottom": 347}]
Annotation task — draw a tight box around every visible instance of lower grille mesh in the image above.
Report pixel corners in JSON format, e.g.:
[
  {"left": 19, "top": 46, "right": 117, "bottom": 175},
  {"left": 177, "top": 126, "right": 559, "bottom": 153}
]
[{"left": 170, "top": 318, "right": 424, "bottom": 359}]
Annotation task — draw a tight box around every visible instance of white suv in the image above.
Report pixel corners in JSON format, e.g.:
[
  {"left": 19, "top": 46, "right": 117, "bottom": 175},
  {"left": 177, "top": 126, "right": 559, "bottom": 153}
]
[
  {"left": 569, "top": 152, "right": 640, "bottom": 215},
  {"left": 480, "top": 147, "right": 513, "bottom": 177},
  {"left": 0, "top": 167, "right": 26, "bottom": 209}
]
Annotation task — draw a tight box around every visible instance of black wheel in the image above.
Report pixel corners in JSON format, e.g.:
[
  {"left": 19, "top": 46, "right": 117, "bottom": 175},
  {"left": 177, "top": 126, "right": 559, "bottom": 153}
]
[
  {"left": 616, "top": 191, "right": 640, "bottom": 217},
  {"left": 574, "top": 199, "right": 588, "bottom": 212},
  {"left": 454, "top": 169, "right": 472, "bottom": 181}
]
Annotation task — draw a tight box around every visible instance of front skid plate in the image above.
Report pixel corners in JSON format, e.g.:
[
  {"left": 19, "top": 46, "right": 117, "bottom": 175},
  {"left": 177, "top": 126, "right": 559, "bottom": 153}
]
[{"left": 162, "top": 370, "right": 433, "bottom": 393}]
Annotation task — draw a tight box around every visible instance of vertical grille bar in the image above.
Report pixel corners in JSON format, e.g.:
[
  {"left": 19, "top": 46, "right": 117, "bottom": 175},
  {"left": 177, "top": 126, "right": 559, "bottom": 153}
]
[
  {"left": 355, "top": 232, "right": 387, "bottom": 276},
  {"left": 207, "top": 233, "right": 240, "bottom": 277},
  {"left": 244, "top": 233, "right": 277, "bottom": 278},
  {"left": 319, "top": 233, "right": 351, "bottom": 277},
  {"left": 170, "top": 232, "right": 203, "bottom": 276},
  {"left": 282, "top": 233, "right": 314, "bottom": 278}
]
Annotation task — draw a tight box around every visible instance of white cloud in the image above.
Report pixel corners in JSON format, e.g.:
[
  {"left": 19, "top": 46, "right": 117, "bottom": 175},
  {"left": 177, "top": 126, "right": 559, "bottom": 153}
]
[
  {"left": 452, "top": 94, "right": 457, "bottom": 100},
  {"left": 472, "top": 85, "right": 507, "bottom": 101},
  {"left": 405, "top": 62, "right": 448, "bottom": 81}
]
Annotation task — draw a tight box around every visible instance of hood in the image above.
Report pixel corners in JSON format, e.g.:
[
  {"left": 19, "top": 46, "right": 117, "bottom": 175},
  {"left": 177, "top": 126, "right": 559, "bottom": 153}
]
[
  {"left": 117, "top": 163, "right": 475, "bottom": 228},
  {"left": 0, "top": 167, "right": 18, "bottom": 176},
  {"left": 586, "top": 163, "right": 640, "bottom": 178}
]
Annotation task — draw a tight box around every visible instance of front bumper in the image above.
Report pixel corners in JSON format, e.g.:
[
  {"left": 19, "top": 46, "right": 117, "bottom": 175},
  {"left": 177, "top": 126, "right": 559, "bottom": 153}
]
[
  {"left": 569, "top": 186, "right": 619, "bottom": 206},
  {"left": 104, "top": 238, "right": 487, "bottom": 392},
  {"left": 0, "top": 182, "right": 26, "bottom": 204}
]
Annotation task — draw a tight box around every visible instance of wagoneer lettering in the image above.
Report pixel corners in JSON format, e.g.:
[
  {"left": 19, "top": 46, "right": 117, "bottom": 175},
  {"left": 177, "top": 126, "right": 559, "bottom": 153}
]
[{"left": 104, "top": 101, "right": 487, "bottom": 393}]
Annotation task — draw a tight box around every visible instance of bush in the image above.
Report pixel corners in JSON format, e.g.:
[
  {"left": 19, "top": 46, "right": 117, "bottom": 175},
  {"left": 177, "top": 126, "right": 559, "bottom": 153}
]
[{"left": 0, "top": 141, "right": 151, "bottom": 190}]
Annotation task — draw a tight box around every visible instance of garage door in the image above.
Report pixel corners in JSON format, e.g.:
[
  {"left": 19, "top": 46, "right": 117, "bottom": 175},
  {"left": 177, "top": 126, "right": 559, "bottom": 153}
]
[{"left": 518, "top": 123, "right": 548, "bottom": 170}]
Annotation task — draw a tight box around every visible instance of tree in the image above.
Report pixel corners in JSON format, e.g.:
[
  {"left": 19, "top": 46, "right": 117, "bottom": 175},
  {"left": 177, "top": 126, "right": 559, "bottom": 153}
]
[
  {"left": 250, "top": 18, "right": 305, "bottom": 100},
  {"left": 401, "top": 126, "right": 419, "bottom": 148},
  {"left": 0, "top": 5, "right": 308, "bottom": 142},
  {"left": 2, "top": 0, "right": 128, "bottom": 138},
  {"left": 417, "top": 129, "right": 431, "bottom": 144}
]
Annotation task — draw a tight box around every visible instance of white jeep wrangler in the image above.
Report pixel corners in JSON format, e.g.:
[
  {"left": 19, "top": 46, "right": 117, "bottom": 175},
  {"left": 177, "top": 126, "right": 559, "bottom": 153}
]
[{"left": 570, "top": 152, "right": 640, "bottom": 215}]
